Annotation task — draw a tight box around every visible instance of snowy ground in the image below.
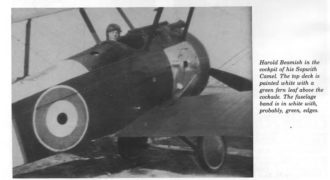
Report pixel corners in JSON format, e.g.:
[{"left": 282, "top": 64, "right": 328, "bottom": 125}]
[{"left": 13, "top": 136, "right": 252, "bottom": 178}]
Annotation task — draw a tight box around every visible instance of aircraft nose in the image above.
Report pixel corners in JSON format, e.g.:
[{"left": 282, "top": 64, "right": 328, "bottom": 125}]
[{"left": 164, "top": 42, "right": 200, "bottom": 97}]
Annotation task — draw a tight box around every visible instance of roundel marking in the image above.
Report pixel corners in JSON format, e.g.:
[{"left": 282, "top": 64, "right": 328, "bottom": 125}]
[
  {"left": 33, "top": 85, "right": 89, "bottom": 152},
  {"left": 45, "top": 100, "right": 79, "bottom": 137}
]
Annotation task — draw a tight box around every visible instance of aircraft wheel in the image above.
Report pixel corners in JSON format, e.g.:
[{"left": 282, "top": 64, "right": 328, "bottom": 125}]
[
  {"left": 196, "top": 136, "right": 226, "bottom": 173},
  {"left": 117, "top": 137, "right": 149, "bottom": 160}
]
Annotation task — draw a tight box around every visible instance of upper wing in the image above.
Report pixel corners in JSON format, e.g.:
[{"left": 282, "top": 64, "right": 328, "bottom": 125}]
[
  {"left": 12, "top": 8, "right": 75, "bottom": 23},
  {"left": 116, "top": 90, "right": 252, "bottom": 137}
]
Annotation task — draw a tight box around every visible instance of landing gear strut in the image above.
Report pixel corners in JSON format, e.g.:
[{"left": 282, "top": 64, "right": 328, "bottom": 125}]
[{"left": 117, "top": 136, "right": 226, "bottom": 173}]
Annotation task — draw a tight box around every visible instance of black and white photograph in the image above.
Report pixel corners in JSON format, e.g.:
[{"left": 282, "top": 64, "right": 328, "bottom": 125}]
[
  {"left": 4, "top": 0, "right": 329, "bottom": 179},
  {"left": 11, "top": 7, "right": 253, "bottom": 177}
]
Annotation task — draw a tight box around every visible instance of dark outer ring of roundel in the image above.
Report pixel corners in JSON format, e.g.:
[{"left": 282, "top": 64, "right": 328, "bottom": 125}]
[{"left": 33, "top": 85, "right": 89, "bottom": 152}]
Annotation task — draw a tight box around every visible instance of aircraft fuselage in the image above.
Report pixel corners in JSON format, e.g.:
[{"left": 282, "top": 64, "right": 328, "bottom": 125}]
[{"left": 12, "top": 23, "right": 210, "bottom": 162}]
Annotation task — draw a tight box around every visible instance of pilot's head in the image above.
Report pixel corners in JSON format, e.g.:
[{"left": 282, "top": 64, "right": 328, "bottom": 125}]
[{"left": 106, "top": 23, "right": 121, "bottom": 41}]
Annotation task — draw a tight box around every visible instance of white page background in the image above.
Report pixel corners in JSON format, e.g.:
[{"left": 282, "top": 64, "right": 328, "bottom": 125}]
[{"left": 2, "top": 0, "right": 330, "bottom": 179}]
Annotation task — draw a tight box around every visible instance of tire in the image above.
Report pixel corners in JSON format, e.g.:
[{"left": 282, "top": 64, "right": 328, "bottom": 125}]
[
  {"left": 196, "top": 136, "right": 226, "bottom": 173},
  {"left": 117, "top": 137, "right": 149, "bottom": 160}
]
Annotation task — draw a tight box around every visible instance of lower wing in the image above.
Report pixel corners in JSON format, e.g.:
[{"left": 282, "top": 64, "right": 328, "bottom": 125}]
[{"left": 116, "top": 91, "right": 252, "bottom": 137}]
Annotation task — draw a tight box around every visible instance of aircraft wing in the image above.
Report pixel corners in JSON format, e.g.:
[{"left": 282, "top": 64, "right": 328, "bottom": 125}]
[
  {"left": 12, "top": 8, "right": 75, "bottom": 23},
  {"left": 116, "top": 91, "right": 252, "bottom": 137}
]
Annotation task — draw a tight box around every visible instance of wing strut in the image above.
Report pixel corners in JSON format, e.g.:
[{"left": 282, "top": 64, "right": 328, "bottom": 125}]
[
  {"left": 116, "top": 8, "right": 135, "bottom": 30},
  {"left": 23, "top": 19, "right": 31, "bottom": 78},
  {"left": 182, "top": 7, "right": 194, "bottom": 40},
  {"left": 79, "top": 8, "right": 101, "bottom": 44},
  {"left": 145, "top": 7, "right": 163, "bottom": 50}
]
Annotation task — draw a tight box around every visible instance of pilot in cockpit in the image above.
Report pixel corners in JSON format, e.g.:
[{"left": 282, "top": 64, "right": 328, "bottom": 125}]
[{"left": 106, "top": 23, "right": 122, "bottom": 41}]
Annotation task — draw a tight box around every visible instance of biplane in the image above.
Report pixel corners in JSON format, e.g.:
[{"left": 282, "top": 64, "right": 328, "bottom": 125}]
[{"left": 12, "top": 7, "right": 253, "bottom": 173}]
